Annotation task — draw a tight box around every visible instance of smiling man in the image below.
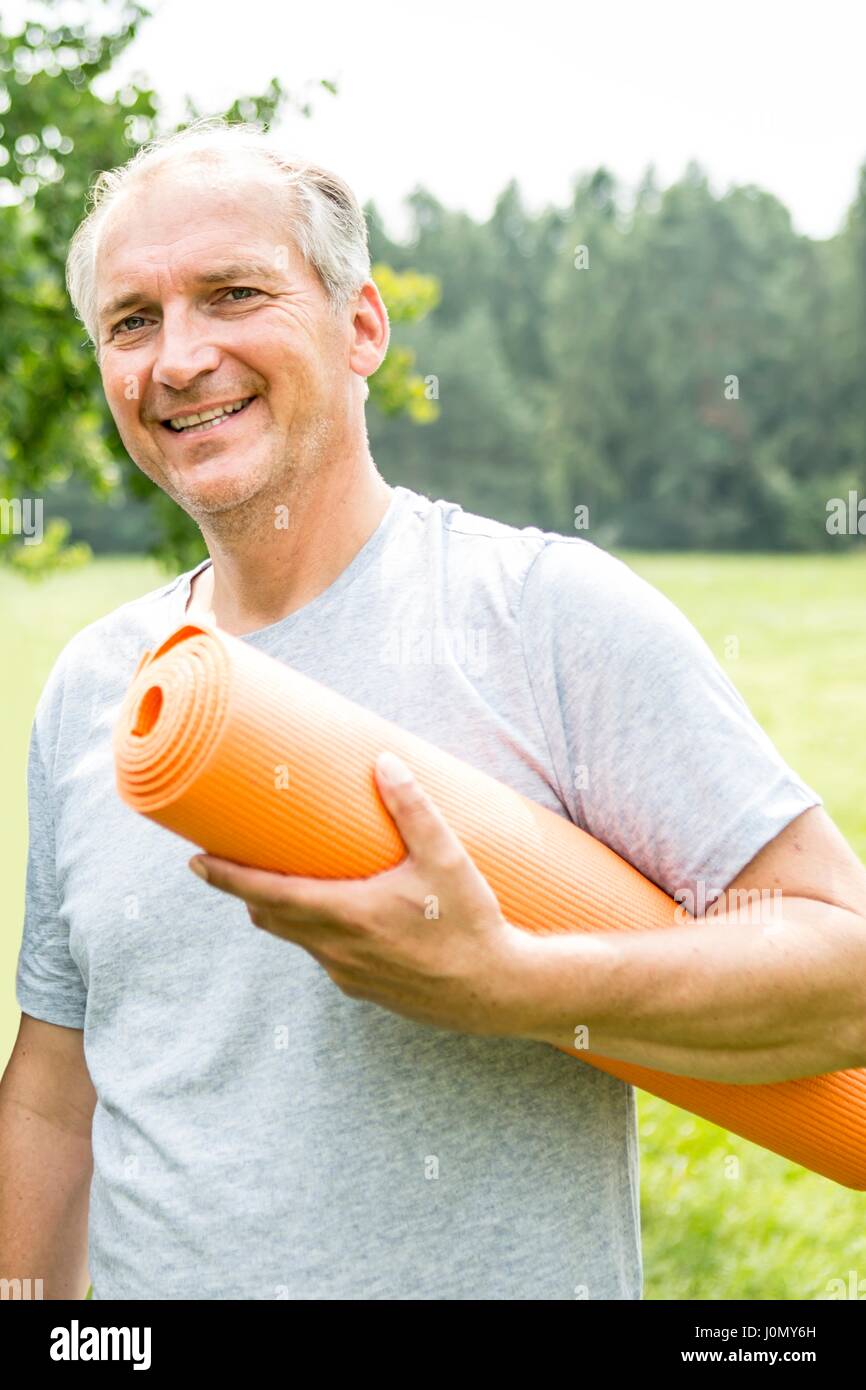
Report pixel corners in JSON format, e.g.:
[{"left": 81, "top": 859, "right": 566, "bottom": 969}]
[
  {"left": 89, "top": 138, "right": 393, "bottom": 632},
  {"left": 2, "top": 117, "right": 866, "bottom": 1304}
]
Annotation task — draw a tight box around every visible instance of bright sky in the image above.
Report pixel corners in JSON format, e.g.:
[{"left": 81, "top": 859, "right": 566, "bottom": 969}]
[{"left": 8, "top": 0, "right": 866, "bottom": 239}]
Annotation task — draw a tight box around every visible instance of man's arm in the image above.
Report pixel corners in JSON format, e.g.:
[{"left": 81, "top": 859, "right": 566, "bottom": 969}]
[
  {"left": 521, "top": 805, "right": 866, "bottom": 1083},
  {"left": 0, "top": 1013, "right": 96, "bottom": 1299}
]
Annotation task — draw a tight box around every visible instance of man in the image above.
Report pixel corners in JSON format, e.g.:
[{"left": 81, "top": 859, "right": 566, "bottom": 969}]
[{"left": 2, "top": 118, "right": 865, "bottom": 1302}]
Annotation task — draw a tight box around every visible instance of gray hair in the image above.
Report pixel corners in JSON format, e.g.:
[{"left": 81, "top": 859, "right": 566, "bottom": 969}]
[{"left": 65, "top": 116, "right": 373, "bottom": 359}]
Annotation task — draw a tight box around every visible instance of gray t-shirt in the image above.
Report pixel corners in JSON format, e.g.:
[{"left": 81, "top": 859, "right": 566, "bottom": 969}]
[{"left": 16, "top": 483, "right": 821, "bottom": 1300}]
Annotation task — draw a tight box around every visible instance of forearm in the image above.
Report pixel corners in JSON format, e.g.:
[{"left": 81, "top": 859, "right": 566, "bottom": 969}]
[
  {"left": 0, "top": 1096, "right": 93, "bottom": 1299},
  {"left": 518, "top": 896, "right": 866, "bottom": 1083}
]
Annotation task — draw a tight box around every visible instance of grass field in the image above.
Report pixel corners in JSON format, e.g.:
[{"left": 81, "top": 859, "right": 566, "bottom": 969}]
[{"left": 1, "top": 550, "right": 865, "bottom": 1300}]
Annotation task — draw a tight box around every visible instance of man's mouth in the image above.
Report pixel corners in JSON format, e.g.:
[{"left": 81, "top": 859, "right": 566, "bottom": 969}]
[{"left": 161, "top": 396, "right": 256, "bottom": 435}]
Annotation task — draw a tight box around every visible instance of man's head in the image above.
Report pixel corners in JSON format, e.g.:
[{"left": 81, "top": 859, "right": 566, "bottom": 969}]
[{"left": 65, "top": 118, "right": 389, "bottom": 520}]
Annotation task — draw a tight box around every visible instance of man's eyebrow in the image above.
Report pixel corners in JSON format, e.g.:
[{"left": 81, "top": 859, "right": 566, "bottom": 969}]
[
  {"left": 98, "top": 261, "right": 280, "bottom": 327},
  {"left": 195, "top": 261, "right": 280, "bottom": 287}
]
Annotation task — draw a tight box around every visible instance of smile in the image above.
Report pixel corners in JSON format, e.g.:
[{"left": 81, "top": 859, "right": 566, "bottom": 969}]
[{"left": 162, "top": 396, "right": 256, "bottom": 435}]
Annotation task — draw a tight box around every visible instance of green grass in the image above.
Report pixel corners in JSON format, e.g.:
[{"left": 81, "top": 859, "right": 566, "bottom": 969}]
[{"left": 1, "top": 550, "right": 865, "bottom": 1301}]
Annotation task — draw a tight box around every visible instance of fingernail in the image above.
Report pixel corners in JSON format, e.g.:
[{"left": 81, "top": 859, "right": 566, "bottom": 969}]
[
  {"left": 189, "top": 857, "right": 209, "bottom": 882},
  {"left": 378, "top": 750, "right": 413, "bottom": 785}
]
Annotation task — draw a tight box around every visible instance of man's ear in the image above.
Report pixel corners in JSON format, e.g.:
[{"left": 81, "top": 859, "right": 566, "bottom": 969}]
[{"left": 349, "top": 280, "right": 389, "bottom": 383}]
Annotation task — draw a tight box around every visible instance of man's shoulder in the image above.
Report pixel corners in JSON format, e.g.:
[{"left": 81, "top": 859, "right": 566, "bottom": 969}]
[
  {"left": 399, "top": 487, "right": 662, "bottom": 634},
  {"left": 410, "top": 487, "right": 548, "bottom": 549},
  {"left": 414, "top": 489, "right": 625, "bottom": 570},
  {"left": 404, "top": 487, "right": 611, "bottom": 583}
]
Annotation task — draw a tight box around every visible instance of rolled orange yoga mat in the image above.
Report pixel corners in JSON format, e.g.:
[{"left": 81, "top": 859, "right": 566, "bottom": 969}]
[{"left": 113, "top": 621, "right": 866, "bottom": 1190}]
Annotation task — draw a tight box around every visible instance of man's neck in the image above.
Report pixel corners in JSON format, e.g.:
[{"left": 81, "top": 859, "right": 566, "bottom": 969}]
[{"left": 185, "top": 462, "right": 394, "bottom": 637}]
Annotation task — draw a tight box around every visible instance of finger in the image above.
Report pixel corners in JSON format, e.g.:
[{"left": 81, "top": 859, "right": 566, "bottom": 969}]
[
  {"left": 246, "top": 902, "right": 333, "bottom": 951},
  {"left": 374, "top": 751, "right": 467, "bottom": 870},
  {"left": 189, "top": 854, "right": 370, "bottom": 926}
]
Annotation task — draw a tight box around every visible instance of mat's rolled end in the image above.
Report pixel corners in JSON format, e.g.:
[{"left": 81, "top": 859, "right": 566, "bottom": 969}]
[{"left": 114, "top": 622, "right": 230, "bottom": 816}]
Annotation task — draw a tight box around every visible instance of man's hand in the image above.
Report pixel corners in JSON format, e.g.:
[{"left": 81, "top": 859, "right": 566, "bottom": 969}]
[{"left": 187, "top": 749, "right": 537, "bottom": 1038}]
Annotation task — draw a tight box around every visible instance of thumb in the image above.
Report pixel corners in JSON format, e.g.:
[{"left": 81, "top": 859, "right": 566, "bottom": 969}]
[{"left": 374, "top": 750, "right": 466, "bottom": 868}]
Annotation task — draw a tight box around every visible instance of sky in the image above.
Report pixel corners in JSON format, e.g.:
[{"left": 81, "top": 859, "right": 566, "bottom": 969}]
[{"left": 7, "top": 0, "right": 866, "bottom": 240}]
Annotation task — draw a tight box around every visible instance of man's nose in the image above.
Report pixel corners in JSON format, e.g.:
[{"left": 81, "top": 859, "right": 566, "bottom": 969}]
[{"left": 152, "top": 308, "right": 222, "bottom": 390}]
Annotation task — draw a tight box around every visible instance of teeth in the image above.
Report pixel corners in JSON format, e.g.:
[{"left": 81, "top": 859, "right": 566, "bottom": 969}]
[{"left": 169, "top": 398, "right": 251, "bottom": 431}]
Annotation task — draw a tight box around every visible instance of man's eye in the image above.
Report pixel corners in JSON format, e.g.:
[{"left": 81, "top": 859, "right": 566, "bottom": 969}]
[
  {"left": 115, "top": 315, "right": 147, "bottom": 335},
  {"left": 223, "top": 287, "right": 260, "bottom": 302}
]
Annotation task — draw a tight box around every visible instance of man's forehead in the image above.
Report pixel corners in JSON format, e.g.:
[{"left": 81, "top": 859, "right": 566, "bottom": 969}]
[
  {"left": 96, "top": 162, "right": 292, "bottom": 273},
  {"left": 100, "top": 237, "right": 281, "bottom": 283},
  {"left": 103, "top": 172, "right": 284, "bottom": 243}
]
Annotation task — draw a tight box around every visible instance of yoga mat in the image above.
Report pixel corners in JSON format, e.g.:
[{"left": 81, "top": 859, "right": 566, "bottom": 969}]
[{"left": 113, "top": 621, "right": 866, "bottom": 1189}]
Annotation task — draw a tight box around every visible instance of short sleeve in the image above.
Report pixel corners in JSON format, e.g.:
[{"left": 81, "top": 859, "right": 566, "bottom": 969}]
[
  {"left": 520, "top": 538, "right": 822, "bottom": 916},
  {"left": 15, "top": 715, "right": 87, "bottom": 1028}
]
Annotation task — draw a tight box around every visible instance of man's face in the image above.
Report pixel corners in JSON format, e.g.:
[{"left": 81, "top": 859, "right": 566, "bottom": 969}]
[{"left": 95, "top": 160, "right": 356, "bottom": 516}]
